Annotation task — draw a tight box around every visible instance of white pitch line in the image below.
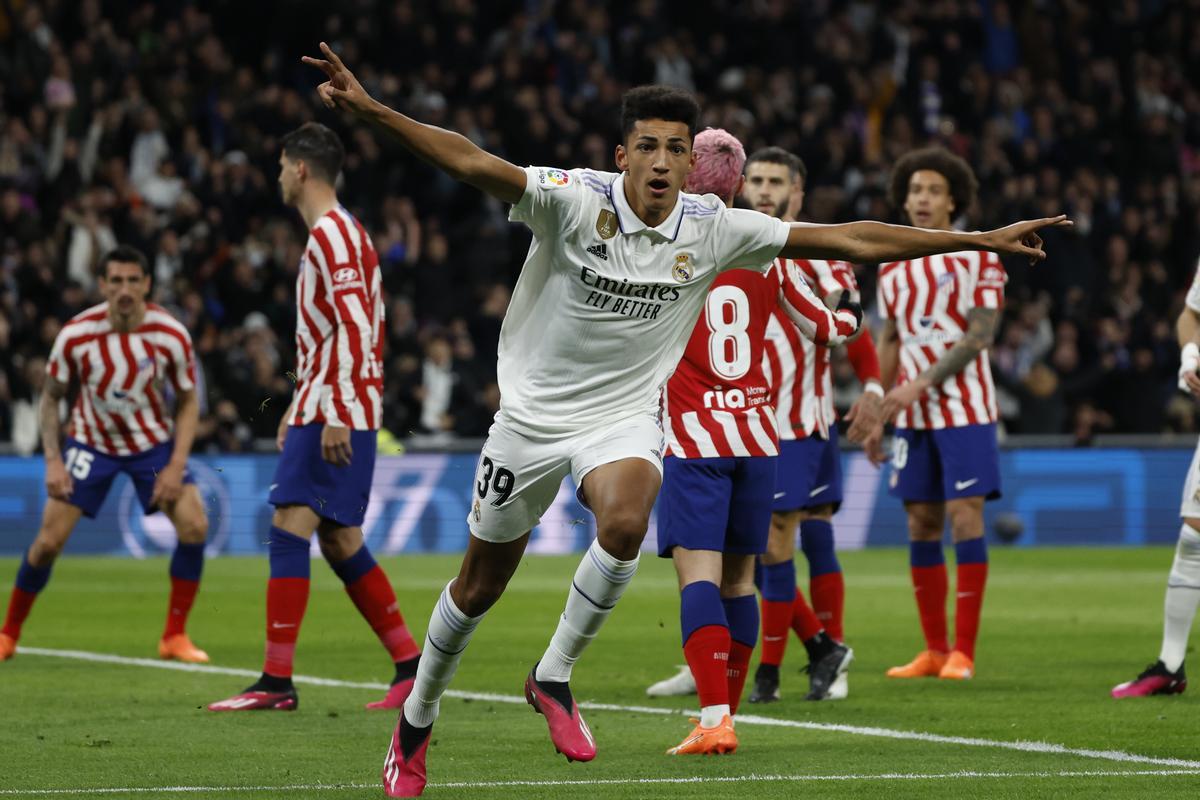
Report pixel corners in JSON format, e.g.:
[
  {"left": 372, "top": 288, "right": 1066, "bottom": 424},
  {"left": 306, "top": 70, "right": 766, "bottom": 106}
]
[
  {"left": 3, "top": 769, "right": 1200, "bottom": 796},
  {"left": 18, "top": 646, "right": 1200, "bottom": 771}
]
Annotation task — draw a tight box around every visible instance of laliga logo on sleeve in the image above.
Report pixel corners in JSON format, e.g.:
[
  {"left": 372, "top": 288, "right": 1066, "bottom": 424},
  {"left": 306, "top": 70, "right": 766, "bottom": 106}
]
[
  {"left": 334, "top": 267, "right": 358, "bottom": 283},
  {"left": 540, "top": 168, "right": 570, "bottom": 188},
  {"left": 672, "top": 253, "right": 694, "bottom": 282}
]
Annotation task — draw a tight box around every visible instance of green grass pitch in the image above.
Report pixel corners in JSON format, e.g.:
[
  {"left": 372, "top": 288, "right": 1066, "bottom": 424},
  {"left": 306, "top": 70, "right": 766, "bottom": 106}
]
[{"left": 2, "top": 548, "right": 1198, "bottom": 799}]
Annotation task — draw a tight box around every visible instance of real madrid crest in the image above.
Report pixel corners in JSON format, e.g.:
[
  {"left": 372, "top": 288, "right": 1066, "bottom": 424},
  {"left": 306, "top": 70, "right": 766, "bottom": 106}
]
[
  {"left": 672, "top": 253, "right": 694, "bottom": 282},
  {"left": 596, "top": 209, "right": 617, "bottom": 240}
]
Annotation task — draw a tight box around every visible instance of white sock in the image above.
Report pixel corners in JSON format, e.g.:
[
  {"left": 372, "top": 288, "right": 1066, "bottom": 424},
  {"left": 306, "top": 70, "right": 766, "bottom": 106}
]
[
  {"left": 536, "top": 539, "right": 639, "bottom": 683},
  {"left": 1160, "top": 526, "right": 1200, "bottom": 672},
  {"left": 699, "top": 703, "right": 730, "bottom": 729},
  {"left": 402, "top": 581, "right": 483, "bottom": 727}
]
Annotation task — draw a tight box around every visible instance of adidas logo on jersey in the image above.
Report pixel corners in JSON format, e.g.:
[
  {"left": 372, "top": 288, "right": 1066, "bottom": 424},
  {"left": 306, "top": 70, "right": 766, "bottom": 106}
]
[{"left": 587, "top": 243, "right": 608, "bottom": 261}]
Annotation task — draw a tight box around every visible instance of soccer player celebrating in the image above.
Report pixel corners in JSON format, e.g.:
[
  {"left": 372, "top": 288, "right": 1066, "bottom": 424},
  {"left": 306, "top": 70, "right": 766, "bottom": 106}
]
[
  {"left": 207, "top": 123, "right": 420, "bottom": 712},
  {"left": 876, "top": 147, "right": 1006, "bottom": 682},
  {"left": 658, "top": 130, "right": 861, "bottom": 755},
  {"left": 303, "top": 43, "right": 1065, "bottom": 797},
  {"left": 0, "top": 246, "right": 209, "bottom": 664},
  {"left": 1111, "top": 258, "right": 1200, "bottom": 698}
]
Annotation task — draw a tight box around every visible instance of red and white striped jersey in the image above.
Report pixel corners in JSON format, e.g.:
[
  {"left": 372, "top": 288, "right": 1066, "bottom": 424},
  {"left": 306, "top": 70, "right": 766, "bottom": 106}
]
[
  {"left": 46, "top": 302, "right": 195, "bottom": 456},
  {"left": 289, "top": 207, "right": 384, "bottom": 430},
  {"left": 876, "top": 250, "right": 1006, "bottom": 429},
  {"left": 763, "top": 259, "right": 866, "bottom": 440},
  {"left": 664, "top": 266, "right": 859, "bottom": 459}
]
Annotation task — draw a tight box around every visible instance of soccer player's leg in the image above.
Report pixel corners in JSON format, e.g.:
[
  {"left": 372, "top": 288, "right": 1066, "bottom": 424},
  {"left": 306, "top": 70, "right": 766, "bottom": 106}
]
[
  {"left": 887, "top": 429, "right": 951, "bottom": 678},
  {"left": 659, "top": 456, "right": 737, "bottom": 755},
  {"left": 801, "top": 429, "right": 846, "bottom": 644},
  {"left": 386, "top": 425, "right": 568, "bottom": 796},
  {"left": 126, "top": 443, "right": 210, "bottom": 664},
  {"left": 2, "top": 438, "right": 113, "bottom": 660},
  {"left": 938, "top": 423, "right": 1002, "bottom": 680},
  {"left": 1113, "top": 445, "right": 1200, "bottom": 698}
]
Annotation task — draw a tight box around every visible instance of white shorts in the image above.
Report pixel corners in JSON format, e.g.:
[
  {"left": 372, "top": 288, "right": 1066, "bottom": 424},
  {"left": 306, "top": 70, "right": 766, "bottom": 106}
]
[
  {"left": 1181, "top": 440, "right": 1200, "bottom": 519},
  {"left": 467, "top": 413, "right": 665, "bottom": 543}
]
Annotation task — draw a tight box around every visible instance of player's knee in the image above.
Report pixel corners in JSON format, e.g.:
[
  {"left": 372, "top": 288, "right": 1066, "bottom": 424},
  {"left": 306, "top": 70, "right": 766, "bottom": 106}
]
[
  {"left": 947, "top": 508, "right": 983, "bottom": 542},
  {"left": 1179, "top": 522, "right": 1200, "bottom": 559},
  {"left": 596, "top": 510, "right": 649, "bottom": 554},
  {"left": 29, "top": 536, "right": 65, "bottom": 566},
  {"left": 176, "top": 513, "right": 208, "bottom": 544},
  {"left": 454, "top": 580, "right": 503, "bottom": 618}
]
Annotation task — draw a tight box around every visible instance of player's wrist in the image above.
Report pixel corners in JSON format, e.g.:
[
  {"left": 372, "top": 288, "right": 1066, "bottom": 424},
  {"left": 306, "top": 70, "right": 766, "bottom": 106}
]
[
  {"left": 1181, "top": 342, "right": 1199, "bottom": 369},
  {"left": 863, "top": 381, "right": 884, "bottom": 398}
]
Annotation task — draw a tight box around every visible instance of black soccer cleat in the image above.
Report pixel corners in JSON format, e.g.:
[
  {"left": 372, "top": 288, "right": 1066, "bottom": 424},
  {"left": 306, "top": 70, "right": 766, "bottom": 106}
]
[
  {"left": 748, "top": 663, "right": 781, "bottom": 704},
  {"left": 805, "top": 642, "right": 854, "bottom": 701}
]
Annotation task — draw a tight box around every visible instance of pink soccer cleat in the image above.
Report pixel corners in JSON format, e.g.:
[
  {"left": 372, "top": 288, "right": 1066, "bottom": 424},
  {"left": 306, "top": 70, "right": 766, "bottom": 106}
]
[
  {"left": 382, "top": 714, "right": 431, "bottom": 798},
  {"left": 1112, "top": 660, "right": 1187, "bottom": 698},
  {"left": 524, "top": 666, "right": 596, "bottom": 762},
  {"left": 367, "top": 677, "right": 415, "bottom": 710},
  {"left": 207, "top": 680, "right": 298, "bottom": 711}
]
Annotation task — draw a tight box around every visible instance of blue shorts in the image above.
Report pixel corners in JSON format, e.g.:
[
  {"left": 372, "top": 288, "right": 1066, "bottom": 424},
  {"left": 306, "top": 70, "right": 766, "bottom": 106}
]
[
  {"left": 268, "top": 425, "right": 377, "bottom": 527},
  {"left": 657, "top": 455, "right": 776, "bottom": 558},
  {"left": 61, "top": 437, "right": 194, "bottom": 518},
  {"left": 888, "top": 423, "right": 1001, "bottom": 503},
  {"left": 773, "top": 429, "right": 843, "bottom": 513}
]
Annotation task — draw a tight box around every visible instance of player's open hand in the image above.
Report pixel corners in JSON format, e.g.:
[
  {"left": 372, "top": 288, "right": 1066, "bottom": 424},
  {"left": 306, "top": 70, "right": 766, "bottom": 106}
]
[
  {"left": 302, "top": 42, "right": 374, "bottom": 116},
  {"left": 321, "top": 423, "right": 353, "bottom": 466},
  {"left": 881, "top": 377, "right": 930, "bottom": 424},
  {"left": 981, "top": 216, "right": 1073, "bottom": 265},
  {"left": 845, "top": 390, "right": 882, "bottom": 445},
  {"left": 45, "top": 457, "right": 73, "bottom": 501},
  {"left": 151, "top": 462, "right": 185, "bottom": 508},
  {"left": 276, "top": 416, "right": 290, "bottom": 452}
]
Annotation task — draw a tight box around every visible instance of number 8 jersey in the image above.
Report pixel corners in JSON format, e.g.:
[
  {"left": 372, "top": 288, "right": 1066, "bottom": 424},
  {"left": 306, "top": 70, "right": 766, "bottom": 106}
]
[{"left": 663, "top": 263, "right": 859, "bottom": 459}]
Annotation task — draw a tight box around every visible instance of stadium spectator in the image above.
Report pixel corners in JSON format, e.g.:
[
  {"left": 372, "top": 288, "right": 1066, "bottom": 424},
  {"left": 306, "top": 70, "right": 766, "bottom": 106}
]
[{"left": 1, "top": 0, "right": 1198, "bottom": 449}]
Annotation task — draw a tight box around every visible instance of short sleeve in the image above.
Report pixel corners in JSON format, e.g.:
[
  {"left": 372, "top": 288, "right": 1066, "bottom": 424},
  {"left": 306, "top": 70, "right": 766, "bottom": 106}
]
[
  {"left": 170, "top": 330, "right": 197, "bottom": 393},
  {"left": 46, "top": 330, "right": 72, "bottom": 384},
  {"left": 876, "top": 267, "right": 893, "bottom": 320},
  {"left": 712, "top": 208, "right": 790, "bottom": 272},
  {"left": 508, "top": 166, "right": 586, "bottom": 238},
  {"left": 1186, "top": 258, "right": 1200, "bottom": 313},
  {"left": 971, "top": 251, "right": 1007, "bottom": 310}
]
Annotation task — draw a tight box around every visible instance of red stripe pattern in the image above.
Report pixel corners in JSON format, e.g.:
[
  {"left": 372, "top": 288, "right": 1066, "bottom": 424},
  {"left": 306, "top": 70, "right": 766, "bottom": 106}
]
[
  {"left": 876, "top": 250, "right": 1006, "bottom": 430},
  {"left": 288, "top": 208, "right": 384, "bottom": 430},
  {"left": 46, "top": 302, "right": 195, "bottom": 456}
]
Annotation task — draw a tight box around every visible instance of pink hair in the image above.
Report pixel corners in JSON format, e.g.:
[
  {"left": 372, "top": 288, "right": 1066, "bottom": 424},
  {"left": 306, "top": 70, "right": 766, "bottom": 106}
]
[{"left": 685, "top": 128, "right": 746, "bottom": 200}]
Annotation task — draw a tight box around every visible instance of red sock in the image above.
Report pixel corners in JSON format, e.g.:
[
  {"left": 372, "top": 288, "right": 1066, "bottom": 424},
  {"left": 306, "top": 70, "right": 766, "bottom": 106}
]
[
  {"left": 911, "top": 565, "right": 949, "bottom": 653},
  {"left": 790, "top": 587, "right": 824, "bottom": 643},
  {"left": 264, "top": 577, "right": 310, "bottom": 678},
  {"left": 810, "top": 572, "right": 844, "bottom": 642},
  {"left": 683, "top": 624, "right": 730, "bottom": 710},
  {"left": 954, "top": 562, "right": 988, "bottom": 660},
  {"left": 162, "top": 578, "right": 199, "bottom": 639},
  {"left": 2, "top": 588, "right": 37, "bottom": 640},
  {"left": 726, "top": 640, "right": 754, "bottom": 716},
  {"left": 759, "top": 599, "right": 792, "bottom": 666},
  {"left": 345, "top": 565, "right": 420, "bottom": 662}
]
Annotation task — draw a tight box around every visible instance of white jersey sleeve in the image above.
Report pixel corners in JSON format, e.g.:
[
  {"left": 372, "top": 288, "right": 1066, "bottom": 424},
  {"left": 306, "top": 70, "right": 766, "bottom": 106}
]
[
  {"left": 711, "top": 208, "right": 790, "bottom": 272},
  {"left": 509, "top": 166, "right": 586, "bottom": 239},
  {"left": 1186, "top": 257, "right": 1200, "bottom": 312}
]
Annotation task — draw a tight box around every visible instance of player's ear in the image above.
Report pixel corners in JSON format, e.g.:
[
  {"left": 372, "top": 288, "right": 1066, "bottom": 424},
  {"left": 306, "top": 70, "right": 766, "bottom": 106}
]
[{"left": 614, "top": 144, "right": 628, "bottom": 172}]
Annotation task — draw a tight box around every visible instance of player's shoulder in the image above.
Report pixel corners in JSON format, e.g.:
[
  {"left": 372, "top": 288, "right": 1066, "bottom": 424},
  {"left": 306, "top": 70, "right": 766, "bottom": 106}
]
[
  {"left": 143, "top": 304, "right": 192, "bottom": 338},
  {"left": 61, "top": 302, "right": 110, "bottom": 333}
]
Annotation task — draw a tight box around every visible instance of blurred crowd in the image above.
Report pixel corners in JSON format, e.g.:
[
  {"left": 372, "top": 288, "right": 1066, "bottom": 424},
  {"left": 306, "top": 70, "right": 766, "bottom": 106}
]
[{"left": 1, "top": 0, "right": 1198, "bottom": 452}]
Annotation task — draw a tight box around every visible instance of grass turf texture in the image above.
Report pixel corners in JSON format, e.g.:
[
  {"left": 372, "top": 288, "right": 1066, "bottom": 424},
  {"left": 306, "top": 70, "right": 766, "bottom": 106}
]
[{"left": 1, "top": 548, "right": 1198, "bottom": 799}]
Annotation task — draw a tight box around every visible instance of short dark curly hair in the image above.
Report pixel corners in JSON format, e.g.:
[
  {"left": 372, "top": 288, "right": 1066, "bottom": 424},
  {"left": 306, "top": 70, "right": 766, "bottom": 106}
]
[
  {"left": 620, "top": 85, "right": 701, "bottom": 142},
  {"left": 889, "top": 147, "right": 978, "bottom": 222}
]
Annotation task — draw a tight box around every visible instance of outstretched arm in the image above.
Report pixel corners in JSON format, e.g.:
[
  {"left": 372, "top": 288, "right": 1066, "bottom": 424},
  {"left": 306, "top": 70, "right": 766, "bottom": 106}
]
[
  {"left": 303, "top": 43, "right": 527, "bottom": 205},
  {"left": 779, "top": 217, "right": 1071, "bottom": 266}
]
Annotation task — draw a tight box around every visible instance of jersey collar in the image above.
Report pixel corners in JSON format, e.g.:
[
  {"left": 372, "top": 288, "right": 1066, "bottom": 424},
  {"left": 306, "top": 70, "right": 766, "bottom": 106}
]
[{"left": 611, "top": 172, "right": 686, "bottom": 242}]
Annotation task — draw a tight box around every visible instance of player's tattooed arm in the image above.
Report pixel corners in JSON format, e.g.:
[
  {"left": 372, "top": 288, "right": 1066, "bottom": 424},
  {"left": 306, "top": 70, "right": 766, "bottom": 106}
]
[
  {"left": 39, "top": 378, "right": 68, "bottom": 463},
  {"left": 303, "top": 43, "right": 527, "bottom": 205},
  {"left": 880, "top": 307, "right": 999, "bottom": 422}
]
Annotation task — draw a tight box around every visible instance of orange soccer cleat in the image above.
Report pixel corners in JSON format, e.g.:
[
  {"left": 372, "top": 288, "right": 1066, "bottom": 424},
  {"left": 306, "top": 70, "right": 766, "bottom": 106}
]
[
  {"left": 158, "top": 633, "right": 210, "bottom": 664},
  {"left": 666, "top": 715, "right": 738, "bottom": 756},
  {"left": 0, "top": 632, "right": 15, "bottom": 661},
  {"left": 938, "top": 650, "right": 975, "bottom": 680},
  {"left": 885, "top": 649, "right": 948, "bottom": 678}
]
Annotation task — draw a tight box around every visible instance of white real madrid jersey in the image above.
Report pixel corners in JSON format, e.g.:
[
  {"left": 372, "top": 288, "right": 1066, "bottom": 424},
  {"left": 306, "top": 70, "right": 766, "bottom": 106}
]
[{"left": 501, "top": 166, "right": 790, "bottom": 435}]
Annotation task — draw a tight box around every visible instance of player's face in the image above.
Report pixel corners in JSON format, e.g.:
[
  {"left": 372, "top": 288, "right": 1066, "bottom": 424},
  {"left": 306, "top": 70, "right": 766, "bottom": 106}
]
[
  {"left": 102, "top": 261, "right": 149, "bottom": 316},
  {"left": 614, "top": 119, "right": 695, "bottom": 221},
  {"left": 742, "top": 162, "right": 798, "bottom": 220},
  {"left": 278, "top": 153, "right": 301, "bottom": 206},
  {"left": 904, "top": 169, "right": 955, "bottom": 229}
]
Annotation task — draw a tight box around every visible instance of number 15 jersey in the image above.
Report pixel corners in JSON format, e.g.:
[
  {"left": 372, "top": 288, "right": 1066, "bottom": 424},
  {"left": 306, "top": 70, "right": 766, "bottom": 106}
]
[{"left": 664, "top": 263, "right": 860, "bottom": 459}]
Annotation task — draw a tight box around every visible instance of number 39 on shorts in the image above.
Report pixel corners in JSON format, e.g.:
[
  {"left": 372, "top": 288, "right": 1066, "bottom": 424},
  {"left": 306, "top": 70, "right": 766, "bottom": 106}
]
[{"left": 475, "top": 456, "right": 515, "bottom": 507}]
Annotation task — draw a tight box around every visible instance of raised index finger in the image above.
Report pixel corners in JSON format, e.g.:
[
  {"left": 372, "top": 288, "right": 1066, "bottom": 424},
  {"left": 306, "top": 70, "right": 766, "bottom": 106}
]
[
  {"left": 301, "top": 55, "right": 337, "bottom": 78},
  {"left": 319, "top": 41, "right": 346, "bottom": 69}
]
